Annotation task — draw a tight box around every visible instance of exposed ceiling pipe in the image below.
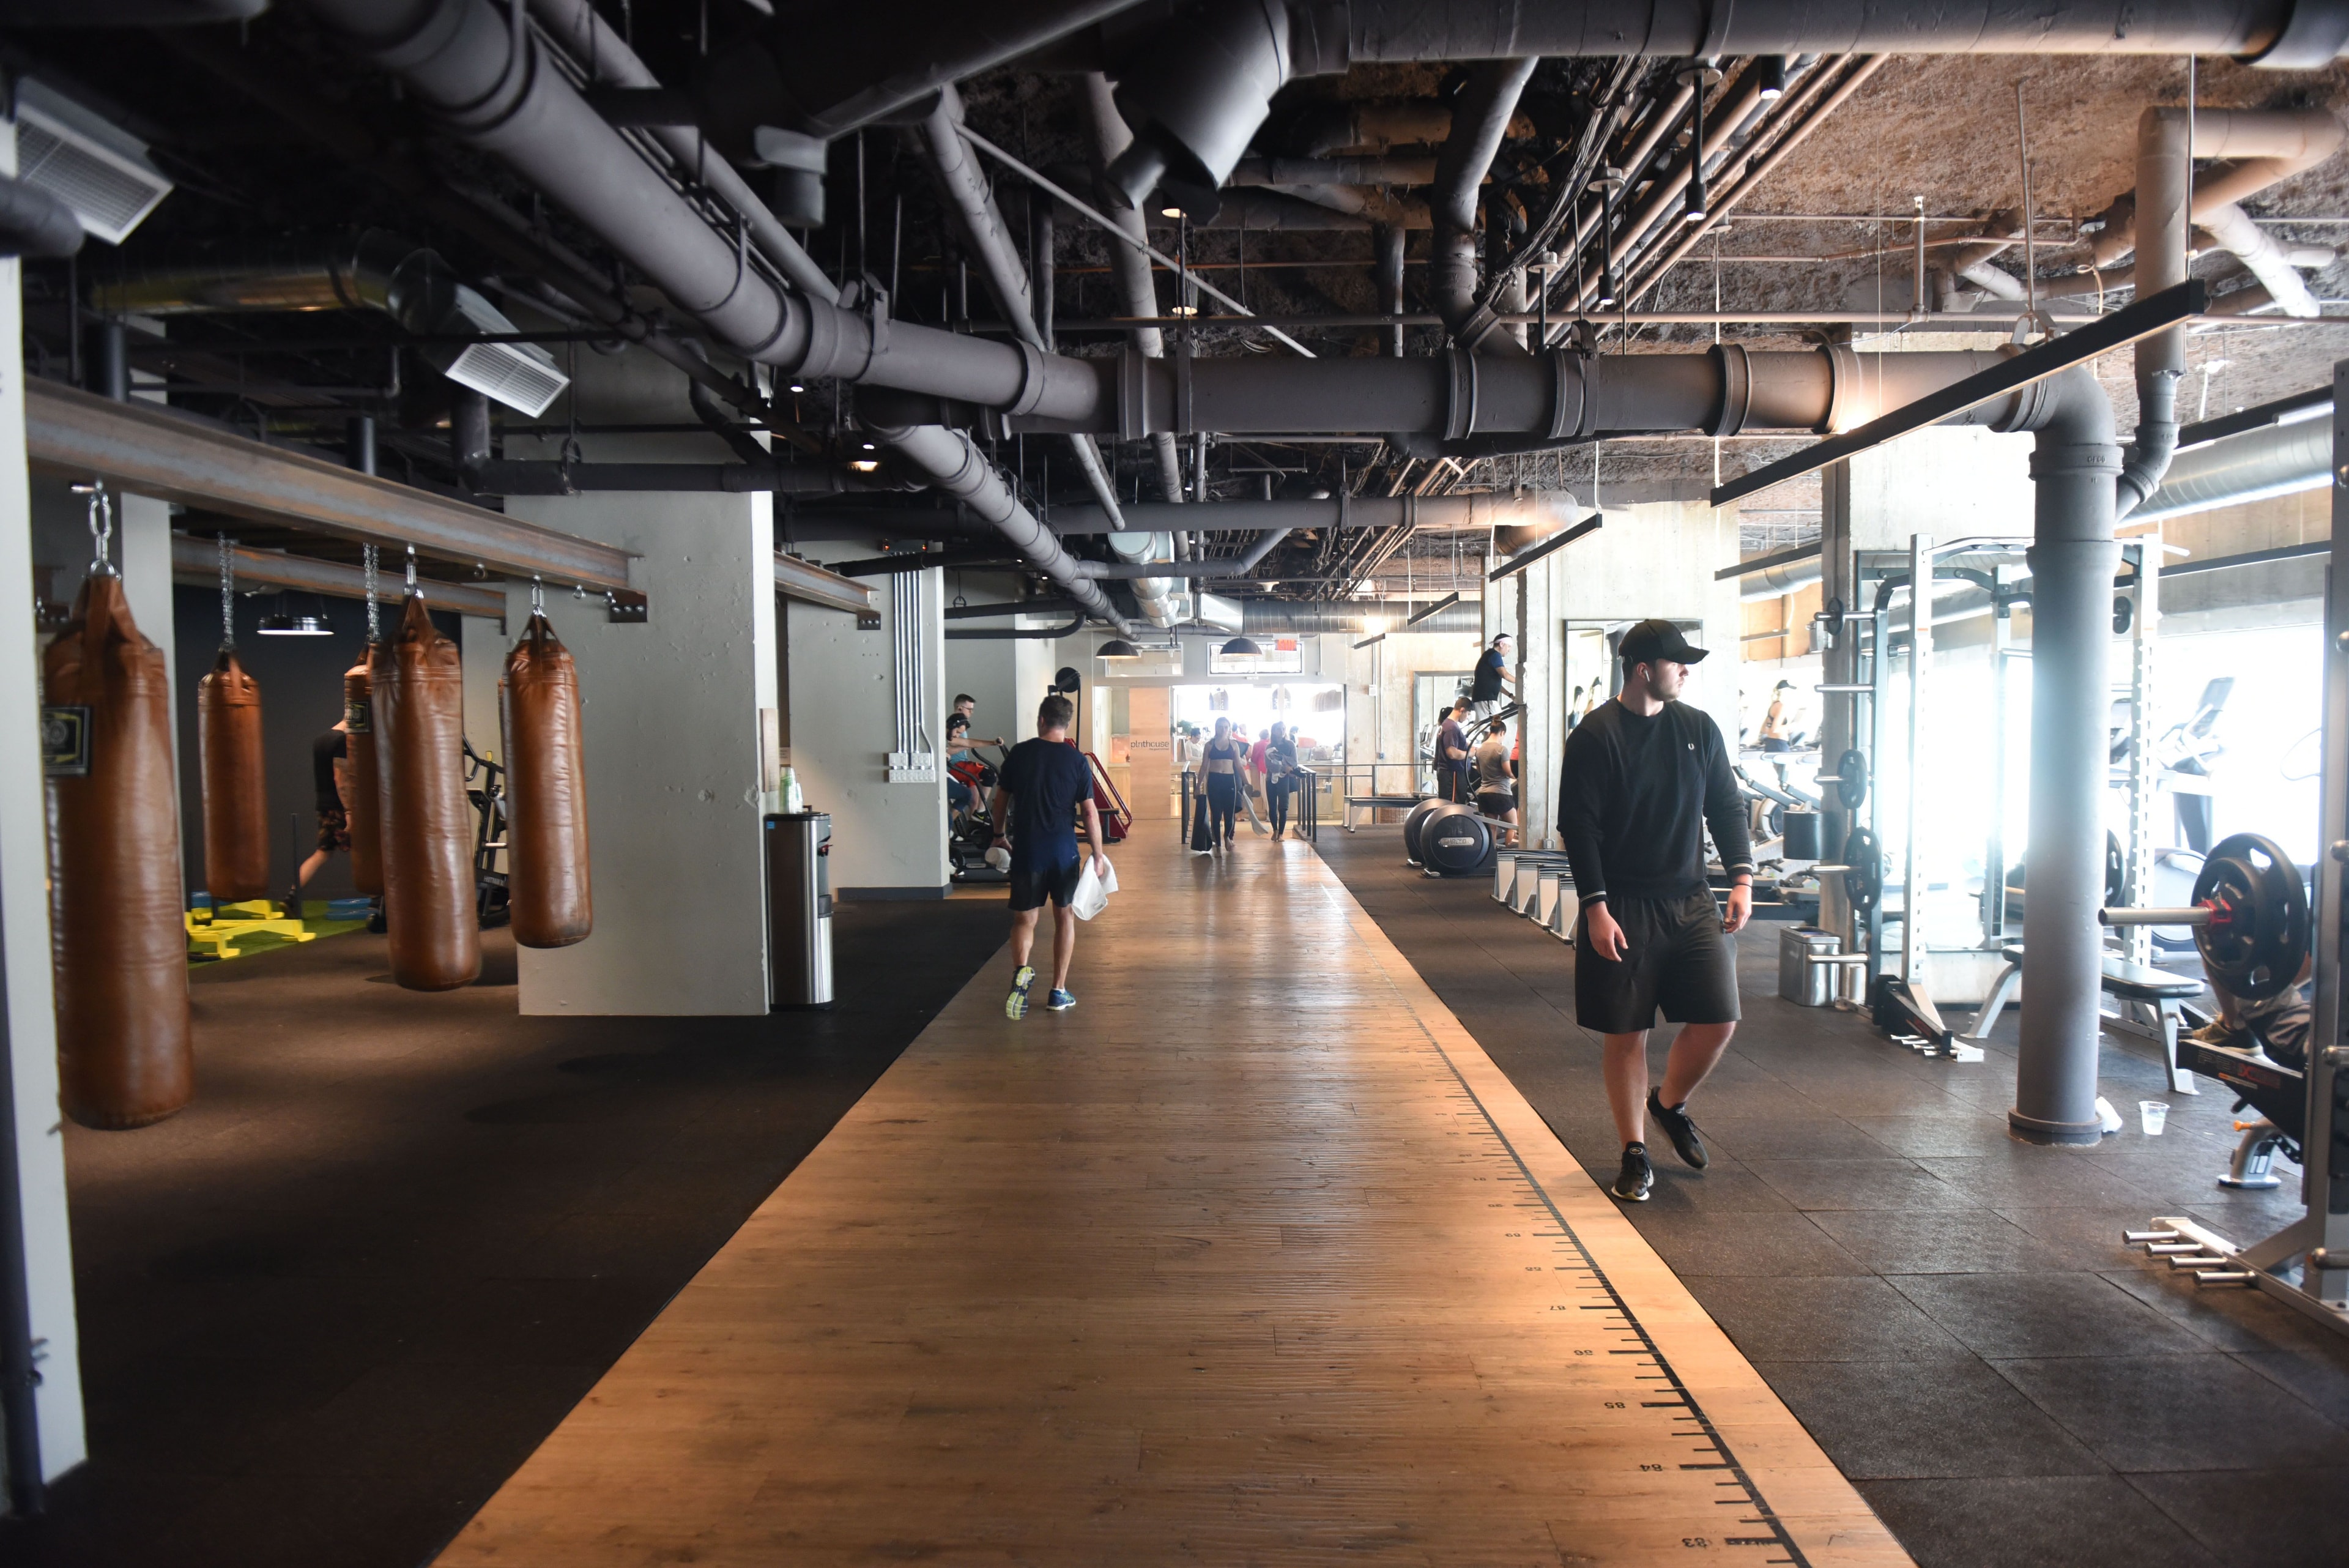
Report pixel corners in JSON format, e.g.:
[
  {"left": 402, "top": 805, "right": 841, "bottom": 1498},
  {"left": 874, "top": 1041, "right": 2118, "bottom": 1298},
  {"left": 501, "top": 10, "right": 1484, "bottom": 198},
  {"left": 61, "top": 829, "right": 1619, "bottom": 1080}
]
[
  {"left": 1430, "top": 57, "right": 1538, "bottom": 349},
  {"left": 1242, "top": 600, "right": 1479, "bottom": 634},
  {"left": 863, "top": 421, "right": 1137, "bottom": 635},
  {"left": 2195, "top": 202, "right": 2323, "bottom": 317},
  {"left": 159, "top": 28, "right": 767, "bottom": 416},
  {"left": 1045, "top": 492, "right": 1583, "bottom": 534},
  {"left": 1077, "top": 528, "right": 1290, "bottom": 578},
  {"left": 89, "top": 229, "right": 571, "bottom": 416},
  {"left": 1231, "top": 155, "right": 1441, "bottom": 186},
  {"left": 0, "top": 174, "right": 83, "bottom": 259},
  {"left": 914, "top": 82, "right": 1132, "bottom": 544},
  {"left": 1082, "top": 72, "right": 1186, "bottom": 510},
  {"left": 1296, "top": 100, "right": 1453, "bottom": 156},
  {"left": 2132, "top": 410, "right": 2332, "bottom": 521},
  {"left": 300, "top": 0, "right": 1106, "bottom": 420},
  {"left": 1100, "top": 0, "right": 1303, "bottom": 214},
  {"left": 1266, "top": 181, "right": 1431, "bottom": 228},
  {"left": 525, "top": 0, "right": 839, "bottom": 306},
  {"left": 1105, "top": 530, "right": 1180, "bottom": 625}
]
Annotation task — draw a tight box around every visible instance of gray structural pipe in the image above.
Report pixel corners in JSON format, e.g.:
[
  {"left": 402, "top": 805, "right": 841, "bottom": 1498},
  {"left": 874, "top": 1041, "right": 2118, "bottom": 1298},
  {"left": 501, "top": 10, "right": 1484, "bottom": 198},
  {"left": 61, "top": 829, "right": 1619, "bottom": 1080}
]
[
  {"left": 0, "top": 173, "right": 83, "bottom": 259},
  {"left": 915, "top": 82, "right": 1134, "bottom": 552},
  {"left": 1430, "top": 58, "right": 1538, "bottom": 347},
  {"left": 865, "top": 422, "right": 1136, "bottom": 635},
  {"left": 524, "top": 0, "right": 838, "bottom": 304},
  {"left": 1083, "top": 72, "right": 1187, "bottom": 509},
  {"left": 462, "top": 461, "right": 859, "bottom": 495},
  {"left": 1045, "top": 491, "right": 1583, "bottom": 534},
  {"left": 1376, "top": 223, "right": 1406, "bottom": 356},
  {"left": 2134, "top": 412, "right": 2332, "bottom": 522},
  {"left": 1077, "top": 527, "right": 1290, "bottom": 578},
  {"left": 1107, "top": 530, "right": 1181, "bottom": 624},
  {"left": 302, "top": 0, "right": 1106, "bottom": 422}
]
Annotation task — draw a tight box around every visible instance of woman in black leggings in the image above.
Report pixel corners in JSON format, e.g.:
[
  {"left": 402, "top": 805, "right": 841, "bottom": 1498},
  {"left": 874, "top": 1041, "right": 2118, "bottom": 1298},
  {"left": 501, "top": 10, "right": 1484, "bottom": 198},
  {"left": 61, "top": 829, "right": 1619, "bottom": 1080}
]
[{"left": 1201, "top": 716, "right": 1245, "bottom": 850}]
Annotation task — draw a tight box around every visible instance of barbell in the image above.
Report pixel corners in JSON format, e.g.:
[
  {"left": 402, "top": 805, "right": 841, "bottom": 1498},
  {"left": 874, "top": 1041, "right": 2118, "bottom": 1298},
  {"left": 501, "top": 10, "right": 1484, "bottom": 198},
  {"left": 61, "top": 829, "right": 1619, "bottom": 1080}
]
[{"left": 2099, "top": 833, "right": 2309, "bottom": 1001}]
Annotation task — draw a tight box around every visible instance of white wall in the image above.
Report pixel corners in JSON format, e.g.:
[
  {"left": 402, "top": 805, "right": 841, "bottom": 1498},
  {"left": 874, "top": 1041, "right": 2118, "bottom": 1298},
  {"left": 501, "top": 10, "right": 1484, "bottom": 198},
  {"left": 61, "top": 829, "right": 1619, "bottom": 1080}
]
[
  {"left": 499, "top": 489, "right": 778, "bottom": 1015},
  {"left": 787, "top": 567, "right": 949, "bottom": 897},
  {"left": 0, "top": 120, "right": 87, "bottom": 1484}
]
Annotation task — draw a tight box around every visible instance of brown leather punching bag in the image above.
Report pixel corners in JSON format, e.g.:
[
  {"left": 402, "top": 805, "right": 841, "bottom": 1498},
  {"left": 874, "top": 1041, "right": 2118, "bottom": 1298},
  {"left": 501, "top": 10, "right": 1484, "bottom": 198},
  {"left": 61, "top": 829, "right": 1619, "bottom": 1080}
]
[
  {"left": 46, "top": 574, "right": 193, "bottom": 1129},
  {"left": 371, "top": 596, "right": 480, "bottom": 990},
  {"left": 197, "top": 647, "right": 270, "bottom": 903},
  {"left": 502, "top": 613, "right": 592, "bottom": 948},
  {"left": 343, "top": 656, "right": 384, "bottom": 896}
]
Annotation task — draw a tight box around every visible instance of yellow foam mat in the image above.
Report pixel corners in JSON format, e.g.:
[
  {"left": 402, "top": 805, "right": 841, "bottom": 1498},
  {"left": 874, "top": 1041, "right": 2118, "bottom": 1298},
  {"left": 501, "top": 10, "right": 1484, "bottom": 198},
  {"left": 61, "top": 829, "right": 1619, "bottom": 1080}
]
[{"left": 187, "top": 902, "right": 365, "bottom": 962}]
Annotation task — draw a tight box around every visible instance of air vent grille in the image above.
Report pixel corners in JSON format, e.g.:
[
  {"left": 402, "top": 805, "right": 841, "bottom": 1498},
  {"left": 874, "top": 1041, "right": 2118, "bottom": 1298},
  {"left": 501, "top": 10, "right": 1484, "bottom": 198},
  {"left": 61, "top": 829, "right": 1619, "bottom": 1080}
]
[
  {"left": 14, "top": 81, "right": 173, "bottom": 245},
  {"left": 443, "top": 342, "right": 569, "bottom": 418}
]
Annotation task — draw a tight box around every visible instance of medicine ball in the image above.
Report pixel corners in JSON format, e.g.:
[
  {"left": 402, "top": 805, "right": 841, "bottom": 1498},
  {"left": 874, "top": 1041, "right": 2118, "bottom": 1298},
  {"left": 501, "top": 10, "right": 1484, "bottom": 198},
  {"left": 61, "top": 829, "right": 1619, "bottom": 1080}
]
[
  {"left": 1419, "top": 801, "right": 1494, "bottom": 876},
  {"left": 1401, "top": 796, "right": 1447, "bottom": 865}
]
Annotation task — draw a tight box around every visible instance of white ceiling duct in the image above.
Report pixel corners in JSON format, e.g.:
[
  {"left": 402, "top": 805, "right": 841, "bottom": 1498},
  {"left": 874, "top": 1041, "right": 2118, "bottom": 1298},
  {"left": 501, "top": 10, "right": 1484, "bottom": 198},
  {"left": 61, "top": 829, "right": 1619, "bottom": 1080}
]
[
  {"left": 13, "top": 79, "right": 173, "bottom": 245},
  {"left": 431, "top": 284, "right": 570, "bottom": 417}
]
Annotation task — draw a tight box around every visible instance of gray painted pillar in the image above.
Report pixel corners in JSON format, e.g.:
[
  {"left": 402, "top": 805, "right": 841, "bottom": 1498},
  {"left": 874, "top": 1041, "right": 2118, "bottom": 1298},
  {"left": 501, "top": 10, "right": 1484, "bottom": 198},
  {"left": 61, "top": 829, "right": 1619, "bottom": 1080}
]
[{"left": 2011, "top": 376, "right": 2123, "bottom": 1144}]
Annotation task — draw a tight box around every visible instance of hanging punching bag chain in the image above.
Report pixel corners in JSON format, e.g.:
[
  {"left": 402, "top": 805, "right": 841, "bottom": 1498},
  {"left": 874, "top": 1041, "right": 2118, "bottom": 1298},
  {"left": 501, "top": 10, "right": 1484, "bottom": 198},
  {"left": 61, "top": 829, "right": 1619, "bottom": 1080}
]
[
  {"left": 530, "top": 575, "right": 546, "bottom": 617},
  {"left": 363, "top": 543, "right": 380, "bottom": 641},
  {"left": 80, "top": 483, "right": 116, "bottom": 578},
  {"left": 217, "top": 533, "right": 236, "bottom": 650},
  {"left": 404, "top": 543, "right": 420, "bottom": 599}
]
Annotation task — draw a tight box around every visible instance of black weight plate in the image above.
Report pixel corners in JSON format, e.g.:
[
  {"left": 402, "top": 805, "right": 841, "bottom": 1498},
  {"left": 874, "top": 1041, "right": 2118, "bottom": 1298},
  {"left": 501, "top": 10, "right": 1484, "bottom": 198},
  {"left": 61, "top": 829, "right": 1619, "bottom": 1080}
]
[
  {"left": 1839, "top": 825, "right": 1883, "bottom": 915},
  {"left": 1401, "top": 797, "right": 1447, "bottom": 865},
  {"left": 2191, "top": 832, "right": 2308, "bottom": 1002},
  {"left": 1420, "top": 801, "right": 1494, "bottom": 875},
  {"left": 2106, "top": 830, "right": 2125, "bottom": 908},
  {"left": 1835, "top": 749, "right": 1868, "bottom": 811}
]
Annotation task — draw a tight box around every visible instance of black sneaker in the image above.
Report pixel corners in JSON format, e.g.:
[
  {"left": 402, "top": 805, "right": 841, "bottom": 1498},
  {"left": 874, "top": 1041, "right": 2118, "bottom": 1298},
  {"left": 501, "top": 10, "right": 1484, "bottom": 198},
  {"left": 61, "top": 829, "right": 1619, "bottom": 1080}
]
[
  {"left": 1647, "top": 1090, "right": 1708, "bottom": 1170},
  {"left": 1611, "top": 1144, "right": 1653, "bottom": 1203}
]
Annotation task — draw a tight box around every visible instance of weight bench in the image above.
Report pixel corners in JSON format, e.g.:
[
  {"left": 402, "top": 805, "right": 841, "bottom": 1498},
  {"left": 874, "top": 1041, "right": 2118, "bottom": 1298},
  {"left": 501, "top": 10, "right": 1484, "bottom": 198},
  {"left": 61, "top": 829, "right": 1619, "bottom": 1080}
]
[
  {"left": 1345, "top": 794, "right": 1423, "bottom": 831},
  {"left": 1970, "top": 942, "right": 2205, "bottom": 1094}
]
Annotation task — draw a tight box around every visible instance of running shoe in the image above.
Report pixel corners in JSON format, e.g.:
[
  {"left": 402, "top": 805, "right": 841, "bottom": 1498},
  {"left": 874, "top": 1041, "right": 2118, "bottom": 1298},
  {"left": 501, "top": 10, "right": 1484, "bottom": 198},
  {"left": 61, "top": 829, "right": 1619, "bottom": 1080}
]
[
  {"left": 1646, "top": 1090, "right": 1709, "bottom": 1170},
  {"left": 1046, "top": 989, "right": 1077, "bottom": 1011},
  {"left": 1611, "top": 1144, "right": 1653, "bottom": 1203},
  {"left": 1006, "top": 964, "right": 1036, "bottom": 1020}
]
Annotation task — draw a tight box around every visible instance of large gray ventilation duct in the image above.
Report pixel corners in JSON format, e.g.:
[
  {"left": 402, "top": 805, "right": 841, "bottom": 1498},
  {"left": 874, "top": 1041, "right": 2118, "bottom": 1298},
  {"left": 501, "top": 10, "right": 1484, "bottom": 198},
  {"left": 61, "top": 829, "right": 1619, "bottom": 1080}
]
[
  {"left": 91, "top": 230, "right": 570, "bottom": 415},
  {"left": 1107, "top": 530, "right": 1181, "bottom": 626},
  {"left": 1045, "top": 492, "right": 1583, "bottom": 535},
  {"left": 2134, "top": 414, "right": 2332, "bottom": 522},
  {"left": 1101, "top": 0, "right": 1301, "bottom": 214},
  {"left": 1431, "top": 58, "right": 1538, "bottom": 348}
]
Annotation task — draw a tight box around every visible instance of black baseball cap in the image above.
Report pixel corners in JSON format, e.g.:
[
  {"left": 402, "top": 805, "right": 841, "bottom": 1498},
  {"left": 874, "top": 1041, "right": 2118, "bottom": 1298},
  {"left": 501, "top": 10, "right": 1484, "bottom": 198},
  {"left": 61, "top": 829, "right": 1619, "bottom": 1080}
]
[{"left": 1619, "top": 619, "right": 1709, "bottom": 666}]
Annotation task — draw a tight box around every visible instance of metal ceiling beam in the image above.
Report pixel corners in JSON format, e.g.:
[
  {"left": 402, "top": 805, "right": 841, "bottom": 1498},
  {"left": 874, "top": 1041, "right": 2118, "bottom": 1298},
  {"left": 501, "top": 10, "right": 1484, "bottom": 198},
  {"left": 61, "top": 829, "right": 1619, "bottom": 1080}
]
[
  {"left": 773, "top": 551, "right": 878, "bottom": 617},
  {"left": 173, "top": 534, "right": 508, "bottom": 618},
  {"left": 26, "top": 378, "right": 635, "bottom": 592}
]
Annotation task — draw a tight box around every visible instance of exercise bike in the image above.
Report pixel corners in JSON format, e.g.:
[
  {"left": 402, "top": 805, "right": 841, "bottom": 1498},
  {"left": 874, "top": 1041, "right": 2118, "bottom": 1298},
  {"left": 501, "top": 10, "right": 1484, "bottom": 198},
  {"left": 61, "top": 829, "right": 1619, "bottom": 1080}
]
[{"left": 947, "top": 756, "right": 1009, "bottom": 883}]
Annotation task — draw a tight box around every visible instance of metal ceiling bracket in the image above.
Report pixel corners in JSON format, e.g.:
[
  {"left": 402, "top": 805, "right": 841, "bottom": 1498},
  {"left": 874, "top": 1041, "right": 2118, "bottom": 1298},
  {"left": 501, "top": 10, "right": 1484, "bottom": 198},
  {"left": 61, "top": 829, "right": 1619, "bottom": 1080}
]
[
  {"left": 1445, "top": 347, "right": 1479, "bottom": 442},
  {"left": 1710, "top": 343, "right": 1752, "bottom": 437}
]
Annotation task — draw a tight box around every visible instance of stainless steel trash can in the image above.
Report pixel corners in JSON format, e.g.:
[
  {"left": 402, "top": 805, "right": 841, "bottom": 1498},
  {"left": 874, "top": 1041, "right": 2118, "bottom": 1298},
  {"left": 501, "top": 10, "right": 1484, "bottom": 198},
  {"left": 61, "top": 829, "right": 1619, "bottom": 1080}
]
[
  {"left": 766, "top": 811, "right": 834, "bottom": 1009},
  {"left": 1778, "top": 926, "right": 1841, "bottom": 1006}
]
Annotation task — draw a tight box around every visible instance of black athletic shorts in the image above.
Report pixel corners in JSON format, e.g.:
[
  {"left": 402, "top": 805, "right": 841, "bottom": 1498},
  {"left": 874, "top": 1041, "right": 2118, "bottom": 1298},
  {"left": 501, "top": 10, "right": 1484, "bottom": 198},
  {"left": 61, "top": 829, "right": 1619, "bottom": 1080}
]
[
  {"left": 1008, "top": 854, "right": 1083, "bottom": 912},
  {"left": 1476, "top": 789, "right": 1516, "bottom": 817},
  {"left": 1573, "top": 890, "right": 1740, "bottom": 1034}
]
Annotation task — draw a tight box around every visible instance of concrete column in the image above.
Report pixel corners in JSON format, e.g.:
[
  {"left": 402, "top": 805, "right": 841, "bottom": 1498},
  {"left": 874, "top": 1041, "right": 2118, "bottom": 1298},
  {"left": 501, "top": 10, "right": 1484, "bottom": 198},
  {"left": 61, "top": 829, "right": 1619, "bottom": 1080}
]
[
  {"left": 1519, "top": 549, "right": 1556, "bottom": 849},
  {"left": 117, "top": 495, "right": 176, "bottom": 790},
  {"left": 459, "top": 616, "right": 507, "bottom": 875},
  {"left": 788, "top": 567, "right": 949, "bottom": 899},
  {"left": 0, "top": 120, "right": 88, "bottom": 1484},
  {"left": 500, "top": 493, "right": 779, "bottom": 1016}
]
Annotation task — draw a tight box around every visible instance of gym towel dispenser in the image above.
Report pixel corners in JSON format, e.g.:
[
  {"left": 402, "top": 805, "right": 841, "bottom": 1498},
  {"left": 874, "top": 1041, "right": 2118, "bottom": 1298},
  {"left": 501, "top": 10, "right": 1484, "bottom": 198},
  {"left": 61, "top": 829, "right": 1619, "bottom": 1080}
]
[{"left": 767, "top": 810, "right": 834, "bottom": 1009}]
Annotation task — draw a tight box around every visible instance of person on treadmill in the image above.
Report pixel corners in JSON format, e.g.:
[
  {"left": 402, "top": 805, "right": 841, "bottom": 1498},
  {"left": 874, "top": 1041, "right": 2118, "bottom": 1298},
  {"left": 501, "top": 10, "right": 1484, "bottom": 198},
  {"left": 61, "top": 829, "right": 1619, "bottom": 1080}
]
[
  {"left": 1436, "top": 697, "right": 1474, "bottom": 803},
  {"left": 1557, "top": 619, "right": 1754, "bottom": 1203},
  {"left": 1471, "top": 633, "right": 1514, "bottom": 719}
]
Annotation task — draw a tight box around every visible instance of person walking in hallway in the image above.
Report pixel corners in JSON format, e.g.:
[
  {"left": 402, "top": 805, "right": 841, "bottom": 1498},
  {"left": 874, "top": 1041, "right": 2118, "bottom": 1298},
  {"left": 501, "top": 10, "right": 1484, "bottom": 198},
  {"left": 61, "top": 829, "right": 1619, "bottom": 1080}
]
[
  {"left": 1265, "top": 722, "right": 1299, "bottom": 838},
  {"left": 1557, "top": 620, "right": 1754, "bottom": 1203},
  {"left": 992, "top": 694, "right": 1108, "bottom": 1019},
  {"left": 1436, "top": 697, "right": 1474, "bottom": 803},
  {"left": 1200, "top": 716, "right": 1245, "bottom": 851}
]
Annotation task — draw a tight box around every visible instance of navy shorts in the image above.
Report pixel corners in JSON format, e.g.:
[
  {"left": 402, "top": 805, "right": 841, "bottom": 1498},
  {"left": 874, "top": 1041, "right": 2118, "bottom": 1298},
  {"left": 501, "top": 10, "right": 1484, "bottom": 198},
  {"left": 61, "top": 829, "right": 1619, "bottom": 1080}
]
[
  {"left": 1008, "top": 854, "right": 1083, "bottom": 912},
  {"left": 1573, "top": 891, "right": 1740, "bottom": 1034}
]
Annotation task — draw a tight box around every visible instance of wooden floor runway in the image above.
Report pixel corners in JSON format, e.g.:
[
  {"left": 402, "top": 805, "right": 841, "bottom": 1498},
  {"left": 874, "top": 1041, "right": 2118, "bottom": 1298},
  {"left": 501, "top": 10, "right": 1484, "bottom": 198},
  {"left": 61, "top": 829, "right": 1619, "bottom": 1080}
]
[{"left": 437, "top": 825, "right": 1910, "bottom": 1566}]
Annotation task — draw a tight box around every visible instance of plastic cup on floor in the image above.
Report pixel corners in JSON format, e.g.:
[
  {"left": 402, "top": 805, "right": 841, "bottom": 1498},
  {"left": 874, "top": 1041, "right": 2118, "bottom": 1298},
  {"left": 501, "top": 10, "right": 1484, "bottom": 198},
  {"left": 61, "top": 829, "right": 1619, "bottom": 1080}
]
[{"left": 2140, "top": 1099, "right": 2170, "bottom": 1136}]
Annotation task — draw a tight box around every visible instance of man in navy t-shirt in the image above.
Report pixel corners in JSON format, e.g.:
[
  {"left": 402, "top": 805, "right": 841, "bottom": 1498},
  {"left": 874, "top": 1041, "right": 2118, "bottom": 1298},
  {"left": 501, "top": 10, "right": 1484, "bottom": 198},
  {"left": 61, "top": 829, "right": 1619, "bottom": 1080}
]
[{"left": 990, "top": 692, "right": 1108, "bottom": 1019}]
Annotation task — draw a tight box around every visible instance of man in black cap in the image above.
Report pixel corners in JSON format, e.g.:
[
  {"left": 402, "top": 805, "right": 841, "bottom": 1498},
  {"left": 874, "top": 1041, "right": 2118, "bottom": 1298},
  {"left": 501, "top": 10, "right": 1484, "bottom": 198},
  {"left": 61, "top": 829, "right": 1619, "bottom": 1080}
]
[{"left": 1557, "top": 619, "right": 1753, "bottom": 1203}]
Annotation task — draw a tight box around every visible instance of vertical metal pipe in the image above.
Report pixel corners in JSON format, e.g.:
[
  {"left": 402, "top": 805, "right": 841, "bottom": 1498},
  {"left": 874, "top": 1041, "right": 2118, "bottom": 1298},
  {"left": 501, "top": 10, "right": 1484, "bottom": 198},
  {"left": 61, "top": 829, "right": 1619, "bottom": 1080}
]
[
  {"left": 347, "top": 412, "right": 377, "bottom": 476},
  {"left": 1376, "top": 223, "right": 1405, "bottom": 357},
  {"left": 1983, "top": 573, "right": 2009, "bottom": 945},
  {"left": 2011, "top": 366, "right": 2123, "bottom": 1144},
  {"left": 100, "top": 320, "right": 128, "bottom": 403},
  {"left": 1902, "top": 532, "right": 1929, "bottom": 984},
  {"left": 2306, "top": 359, "right": 2349, "bottom": 1296}
]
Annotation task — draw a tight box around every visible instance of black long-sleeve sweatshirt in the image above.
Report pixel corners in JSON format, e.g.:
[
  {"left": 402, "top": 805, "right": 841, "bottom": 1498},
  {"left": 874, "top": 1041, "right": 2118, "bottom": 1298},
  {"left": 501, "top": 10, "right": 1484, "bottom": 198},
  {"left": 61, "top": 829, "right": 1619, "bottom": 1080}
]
[{"left": 1556, "top": 698, "right": 1754, "bottom": 908}]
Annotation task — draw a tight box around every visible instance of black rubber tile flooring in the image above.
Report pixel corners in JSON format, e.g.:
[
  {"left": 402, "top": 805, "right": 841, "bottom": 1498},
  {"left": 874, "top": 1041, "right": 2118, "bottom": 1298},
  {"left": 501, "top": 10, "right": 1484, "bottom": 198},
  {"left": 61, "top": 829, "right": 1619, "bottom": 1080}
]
[
  {"left": 1315, "top": 825, "right": 2349, "bottom": 1568},
  {"left": 0, "top": 899, "right": 1008, "bottom": 1568}
]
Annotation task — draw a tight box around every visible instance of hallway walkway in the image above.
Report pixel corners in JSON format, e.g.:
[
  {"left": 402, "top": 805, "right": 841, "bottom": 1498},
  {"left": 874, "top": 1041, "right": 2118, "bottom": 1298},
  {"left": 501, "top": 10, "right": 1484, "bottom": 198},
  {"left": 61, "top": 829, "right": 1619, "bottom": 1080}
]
[{"left": 435, "top": 827, "right": 1909, "bottom": 1566}]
